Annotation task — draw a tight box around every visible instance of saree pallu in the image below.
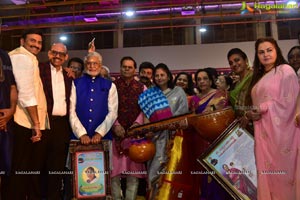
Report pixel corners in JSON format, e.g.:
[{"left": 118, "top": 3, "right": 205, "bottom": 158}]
[
  {"left": 190, "top": 90, "right": 233, "bottom": 200},
  {"left": 229, "top": 71, "right": 253, "bottom": 116},
  {"left": 190, "top": 90, "right": 229, "bottom": 114},
  {"left": 155, "top": 129, "right": 209, "bottom": 200}
]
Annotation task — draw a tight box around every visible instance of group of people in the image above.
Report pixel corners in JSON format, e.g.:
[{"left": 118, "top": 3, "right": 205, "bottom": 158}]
[{"left": 0, "top": 27, "right": 300, "bottom": 200}]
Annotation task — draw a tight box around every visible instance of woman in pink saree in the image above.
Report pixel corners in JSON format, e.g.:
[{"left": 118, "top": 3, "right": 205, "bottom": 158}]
[{"left": 245, "top": 38, "right": 300, "bottom": 200}]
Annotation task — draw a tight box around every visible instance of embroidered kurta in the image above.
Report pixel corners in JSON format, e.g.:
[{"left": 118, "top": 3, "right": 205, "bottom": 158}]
[
  {"left": 251, "top": 64, "right": 300, "bottom": 200},
  {"left": 111, "top": 77, "right": 146, "bottom": 178}
]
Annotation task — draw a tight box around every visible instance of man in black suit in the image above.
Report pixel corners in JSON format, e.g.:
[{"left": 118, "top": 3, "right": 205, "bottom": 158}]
[{"left": 38, "top": 42, "right": 73, "bottom": 200}]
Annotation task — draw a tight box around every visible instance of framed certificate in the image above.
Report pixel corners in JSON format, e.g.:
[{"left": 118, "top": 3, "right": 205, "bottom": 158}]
[
  {"left": 198, "top": 120, "right": 257, "bottom": 200},
  {"left": 75, "top": 151, "right": 107, "bottom": 198},
  {"left": 70, "top": 141, "right": 111, "bottom": 199}
]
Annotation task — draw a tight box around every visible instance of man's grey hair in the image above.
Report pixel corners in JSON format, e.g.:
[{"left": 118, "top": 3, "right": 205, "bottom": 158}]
[
  {"left": 84, "top": 51, "right": 103, "bottom": 64},
  {"left": 51, "top": 42, "right": 67, "bottom": 53}
]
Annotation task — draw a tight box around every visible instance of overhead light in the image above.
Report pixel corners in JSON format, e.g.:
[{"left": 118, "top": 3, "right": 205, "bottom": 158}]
[
  {"left": 181, "top": 6, "right": 196, "bottom": 16},
  {"left": 287, "top": 0, "right": 297, "bottom": 5},
  {"left": 59, "top": 35, "right": 67, "bottom": 41},
  {"left": 83, "top": 17, "right": 98, "bottom": 22},
  {"left": 10, "top": 0, "right": 27, "bottom": 5},
  {"left": 124, "top": 10, "right": 135, "bottom": 17},
  {"left": 199, "top": 28, "right": 207, "bottom": 33}
]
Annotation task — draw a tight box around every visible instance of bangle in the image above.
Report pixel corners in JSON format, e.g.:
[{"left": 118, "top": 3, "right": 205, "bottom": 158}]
[{"left": 244, "top": 111, "right": 250, "bottom": 120}]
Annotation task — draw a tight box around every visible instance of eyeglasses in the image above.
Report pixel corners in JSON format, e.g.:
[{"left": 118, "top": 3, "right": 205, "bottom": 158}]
[
  {"left": 86, "top": 61, "right": 100, "bottom": 66},
  {"left": 50, "top": 50, "right": 67, "bottom": 57}
]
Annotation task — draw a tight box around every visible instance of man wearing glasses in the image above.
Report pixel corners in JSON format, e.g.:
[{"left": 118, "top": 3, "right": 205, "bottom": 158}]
[
  {"left": 66, "top": 57, "right": 84, "bottom": 79},
  {"left": 69, "top": 51, "right": 118, "bottom": 145},
  {"left": 69, "top": 52, "right": 118, "bottom": 197},
  {"left": 38, "top": 42, "right": 73, "bottom": 199}
]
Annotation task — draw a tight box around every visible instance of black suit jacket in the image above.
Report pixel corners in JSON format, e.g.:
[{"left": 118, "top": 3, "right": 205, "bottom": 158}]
[{"left": 39, "top": 62, "right": 73, "bottom": 117}]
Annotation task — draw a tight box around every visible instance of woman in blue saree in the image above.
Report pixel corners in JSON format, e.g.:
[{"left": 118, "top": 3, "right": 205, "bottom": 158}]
[{"left": 138, "top": 63, "right": 189, "bottom": 199}]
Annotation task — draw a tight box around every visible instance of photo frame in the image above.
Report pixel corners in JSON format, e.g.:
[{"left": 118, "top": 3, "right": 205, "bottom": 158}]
[
  {"left": 74, "top": 150, "right": 107, "bottom": 198},
  {"left": 70, "top": 141, "right": 111, "bottom": 199},
  {"left": 198, "top": 120, "right": 257, "bottom": 200}
]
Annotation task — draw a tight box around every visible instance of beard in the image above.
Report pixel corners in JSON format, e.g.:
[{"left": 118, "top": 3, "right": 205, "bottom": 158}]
[{"left": 85, "top": 69, "right": 101, "bottom": 77}]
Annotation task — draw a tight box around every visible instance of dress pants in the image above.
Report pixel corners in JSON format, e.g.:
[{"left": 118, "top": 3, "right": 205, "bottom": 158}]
[
  {"left": 3, "top": 123, "right": 45, "bottom": 200},
  {"left": 38, "top": 116, "right": 71, "bottom": 200}
]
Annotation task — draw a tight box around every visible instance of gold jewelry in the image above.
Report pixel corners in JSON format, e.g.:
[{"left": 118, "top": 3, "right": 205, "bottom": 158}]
[{"left": 244, "top": 111, "right": 250, "bottom": 120}]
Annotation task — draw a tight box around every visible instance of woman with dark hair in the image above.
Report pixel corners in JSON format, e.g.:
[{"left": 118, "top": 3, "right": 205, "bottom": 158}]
[
  {"left": 287, "top": 45, "right": 300, "bottom": 79},
  {"left": 245, "top": 37, "right": 300, "bottom": 200},
  {"left": 189, "top": 68, "right": 231, "bottom": 200},
  {"left": 85, "top": 166, "right": 97, "bottom": 184},
  {"left": 174, "top": 72, "right": 195, "bottom": 107},
  {"left": 138, "top": 63, "right": 189, "bottom": 199},
  {"left": 190, "top": 68, "right": 229, "bottom": 114},
  {"left": 227, "top": 48, "right": 253, "bottom": 118},
  {"left": 139, "top": 63, "right": 188, "bottom": 122},
  {"left": 174, "top": 72, "right": 195, "bottom": 96}
]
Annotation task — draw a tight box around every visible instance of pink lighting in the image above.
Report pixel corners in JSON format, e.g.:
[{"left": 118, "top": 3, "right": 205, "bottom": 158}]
[
  {"left": 181, "top": 6, "right": 196, "bottom": 16},
  {"left": 83, "top": 17, "right": 98, "bottom": 22}
]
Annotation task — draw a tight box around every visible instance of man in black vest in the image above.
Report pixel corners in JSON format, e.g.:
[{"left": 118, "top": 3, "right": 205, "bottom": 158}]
[{"left": 38, "top": 42, "right": 73, "bottom": 200}]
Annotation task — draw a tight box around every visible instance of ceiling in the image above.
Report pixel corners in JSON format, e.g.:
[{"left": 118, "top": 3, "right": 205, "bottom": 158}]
[
  {"left": 0, "top": 0, "right": 298, "bottom": 49},
  {"left": 1, "top": 0, "right": 299, "bottom": 34}
]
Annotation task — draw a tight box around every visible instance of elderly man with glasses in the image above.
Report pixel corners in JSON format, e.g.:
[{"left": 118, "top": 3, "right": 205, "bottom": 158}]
[
  {"left": 69, "top": 52, "right": 118, "bottom": 145},
  {"left": 69, "top": 52, "right": 118, "bottom": 196},
  {"left": 34, "top": 42, "right": 74, "bottom": 199}
]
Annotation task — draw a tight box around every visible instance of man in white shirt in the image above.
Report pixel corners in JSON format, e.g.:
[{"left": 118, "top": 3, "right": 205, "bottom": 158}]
[
  {"left": 6, "top": 28, "right": 49, "bottom": 200},
  {"left": 38, "top": 42, "right": 73, "bottom": 200},
  {"left": 69, "top": 51, "right": 118, "bottom": 144},
  {"left": 69, "top": 52, "right": 118, "bottom": 198}
]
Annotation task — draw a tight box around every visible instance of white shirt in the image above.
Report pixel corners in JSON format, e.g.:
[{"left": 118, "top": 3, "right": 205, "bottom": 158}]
[
  {"left": 69, "top": 81, "right": 118, "bottom": 138},
  {"left": 50, "top": 64, "right": 67, "bottom": 116},
  {"left": 9, "top": 46, "right": 49, "bottom": 129}
]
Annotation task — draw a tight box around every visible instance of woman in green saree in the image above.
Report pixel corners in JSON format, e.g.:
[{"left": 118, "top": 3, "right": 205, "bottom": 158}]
[{"left": 227, "top": 48, "right": 253, "bottom": 119}]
